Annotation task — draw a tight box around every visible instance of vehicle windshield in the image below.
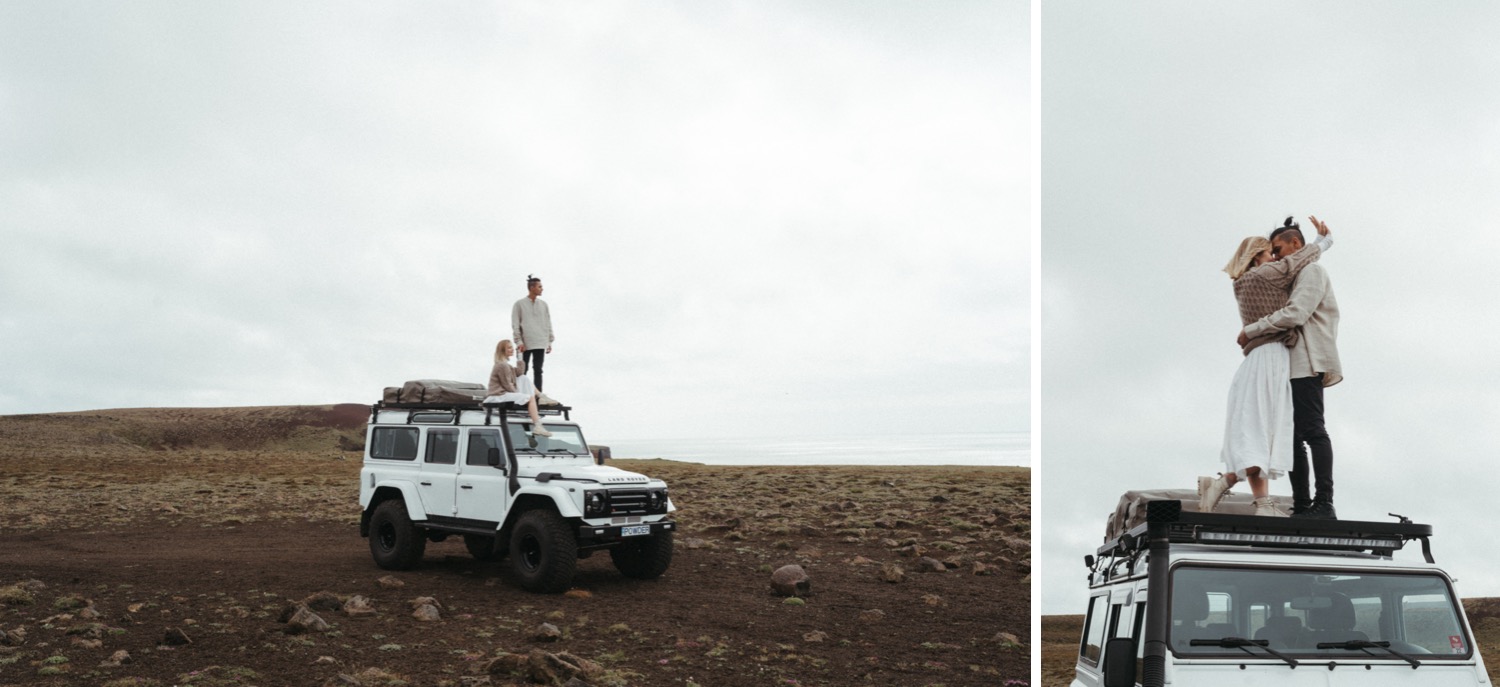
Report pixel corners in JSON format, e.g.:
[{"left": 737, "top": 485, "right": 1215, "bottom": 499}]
[
  {"left": 1171, "top": 565, "right": 1470, "bottom": 659},
  {"left": 505, "top": 423, "right": 587, "bottom": 456}
]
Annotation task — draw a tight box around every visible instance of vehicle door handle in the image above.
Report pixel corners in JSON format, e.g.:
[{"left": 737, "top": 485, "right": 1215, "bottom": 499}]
[
  {"left": 460, "top": 485, "right": 473, "bottom": 490},
  {"left": 420, "top": 482, "right": 432, "bottom": 486}
]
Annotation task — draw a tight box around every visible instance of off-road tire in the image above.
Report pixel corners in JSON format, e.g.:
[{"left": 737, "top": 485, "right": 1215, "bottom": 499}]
[
  {"left": 508, "top": 509, "right": 578, "bottom": 593},
  {"left": 369, "top": 499, "right": 426, "bottom": 570},
  {"left": 464, "top": 534, "right": 506, "bottom": 561},
  {"left": 610, "top": 528, "right": 673, "bottom": 579}
]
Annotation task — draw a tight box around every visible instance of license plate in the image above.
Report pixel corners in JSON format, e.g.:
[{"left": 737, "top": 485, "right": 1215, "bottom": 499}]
[{"left": 621, "top": 525, "right": 650, "bottom": 537}]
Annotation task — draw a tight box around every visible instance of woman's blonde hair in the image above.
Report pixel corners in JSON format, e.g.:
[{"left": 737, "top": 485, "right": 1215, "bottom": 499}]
[
  {"left": 494, "top": 339, "right": 514, "bottom": 363},
  {"left": 1223, "top": 236, "right": 1271, "bottom": 280}
]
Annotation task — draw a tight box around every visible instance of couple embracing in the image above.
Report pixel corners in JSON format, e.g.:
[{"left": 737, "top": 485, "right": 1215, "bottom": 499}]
[{"left": 1199, "top": 216, "right": 1342, "bottom": 519}]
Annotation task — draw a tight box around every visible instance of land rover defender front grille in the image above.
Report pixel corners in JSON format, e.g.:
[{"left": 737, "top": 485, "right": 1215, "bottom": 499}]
[{"left": 607, "top": 489, "right": 667, "bottom": 516}]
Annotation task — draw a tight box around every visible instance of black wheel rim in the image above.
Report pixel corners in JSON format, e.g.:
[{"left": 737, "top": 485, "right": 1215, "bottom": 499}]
[
  {"left": 376, "top": 522, "right": 396, "bottom": 552},
  {"left": 519, "top": 533, "right": 543, "bottom": 571}
]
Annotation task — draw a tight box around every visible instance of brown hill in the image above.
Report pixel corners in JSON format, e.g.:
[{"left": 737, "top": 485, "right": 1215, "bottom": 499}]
[{"left": 0, "top": 403, "right": 369, "bottom": 453}]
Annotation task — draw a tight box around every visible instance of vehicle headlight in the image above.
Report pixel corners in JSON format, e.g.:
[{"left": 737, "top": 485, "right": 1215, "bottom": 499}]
[
  {"left": 584, "top": 490, "right": 608, "bottom": 516},
  {"left": 649, "top": 489, "right": 667, "bottom": 512}
]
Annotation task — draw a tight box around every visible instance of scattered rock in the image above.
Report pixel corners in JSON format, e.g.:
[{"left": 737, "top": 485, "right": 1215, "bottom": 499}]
[
  {"left": 76, "top": 606, "right": 102, "bottom": 620},
  {"left": 53, "top": 595, "right": 90, "bottom": 610},
  {"left": 847, "top": 555, "right": 875, "bottom": 565},
  {"left": 798, "top": 525, "right": 823, "bottom": 537},
  {"left": 996, "top": 631, "right": 1022, "bottom": 646},
  {"left": 302, "top": 591, "right": 344, "bottom": 612},
  {"left": 71, "top": 637, "right": 103, "bottom": 649},
  {"left": 408, "top": 596, "right": 444, "bottom": 610},
  {"left": 534, "top": 622, "right": 562, "bottom": 642},
  {"left": 682, "top": 537, "right": 710, "bottom": 550},
  {"left": 803, "top": 630, "right": 827, "bottom": 643},
  {"left": 563, "top": 590, "right": 592, "bottom": 600},
  {"left": 162, "top": 627, "right": 193, "bottom": 646},
  {"left": 782, "top": 597, "right": 806, "bottom": 606},
  {"left": 65, "top": 622, "right": 107, "bottom": 639},
  {"left": 930, "top": 494, "right": 951, "bottom": 503},
  {"left": 859, "top": 609, "right": 886, "bottom": 623},
  {"left": 971, "top": 561, "right": 996, "bottom": 576},
  {"left": 343, "top": 595, "right": 376, "bottom": 618},
  {"left": 879, "top": 563, "right": 906, "bottom": 583},
  {"left": 873, "top": 518, "right": 898, "bottom": 530},
  {"left": 896, "top": 544, "right": 927, "bottom": 558},
  {"left": 99, "top": 649, "right": 131, "bottom": 668},
  {"left": 411, "top": 604, "right": 442, "bottom": 622},
  {"left": 484, "top": 649, "right": 602, "bottom": 685},
  {"left": 914, "top": 557, "right": 948, "bottom": 573},
  {"left": 17, "top": 579, "right": 46, "bottom": 592},
  {"left": 376, "top": 575, "right": 405, "bottom": 589},
  {"left": 286, "top": 606, "right": 331, "bottom": 634},
  {"left": 315, "top": 655, "right": 338, "bottom": 665},
  {"left": 770, "top": 564, "right": 811, "bottom": 597},
  {"left": 922, "top": 594, "right": 947, "bottom": 607},
  {"left": 1, "top": 627, "right": 26, "bottom": 646},
  {"left": 0, "top": 585, "right": 34, "bottom": 607}
]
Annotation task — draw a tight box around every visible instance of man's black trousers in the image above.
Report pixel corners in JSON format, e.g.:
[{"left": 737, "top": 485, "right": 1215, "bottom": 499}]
[
  {"left": 524, "top": 349, "right": 546, "bottom": 392},
  {"left": 1289, "top": 374, "right": 1334, "bottom": 508}
]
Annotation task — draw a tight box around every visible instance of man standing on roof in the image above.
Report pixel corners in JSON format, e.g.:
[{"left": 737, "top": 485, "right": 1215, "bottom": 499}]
[
  {"left": 512, "top": 274, "right": 557, "bottom": 403},
  {"left": 1236, "top": 216, "right": 1342, "bottom": 519}
]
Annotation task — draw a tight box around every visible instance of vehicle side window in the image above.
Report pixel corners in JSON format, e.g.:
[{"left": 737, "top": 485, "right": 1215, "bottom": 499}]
[
  {"left": 426, "top": 429, "right": 458, "bottom": 465},
  {"left": 1080, "top": 594, "right": 1109, "bottom": 665},
  {"left": 370, "top": 428, "right": 418, "bottom": 460},
  {"left": 467, "top": 430, "right": 502, "bottom": 467}
]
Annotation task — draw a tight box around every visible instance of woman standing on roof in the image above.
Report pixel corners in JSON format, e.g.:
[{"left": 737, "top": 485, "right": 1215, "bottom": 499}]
[
  {"left": 1199, "top": 216, "right": 1332, "bottom": 517},
  {"left": 484, "top": 339, "right": 552, "bottom": 437}
]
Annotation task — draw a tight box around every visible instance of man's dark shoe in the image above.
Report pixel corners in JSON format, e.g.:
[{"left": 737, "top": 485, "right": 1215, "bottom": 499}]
[
  {"left": 1290, "top": 500, "right": 1313, "bottom": 516},
  {"left": 1291, "top": 501, "right": 1337, "bottom": 520}
]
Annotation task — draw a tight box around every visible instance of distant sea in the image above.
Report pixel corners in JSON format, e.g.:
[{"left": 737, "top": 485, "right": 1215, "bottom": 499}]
[{"left": 607, "top": 431, "right": 1028, "bottom": 467}]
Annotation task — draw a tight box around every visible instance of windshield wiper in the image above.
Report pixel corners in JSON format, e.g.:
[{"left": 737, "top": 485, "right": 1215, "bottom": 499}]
[
  {"left": 547, "top": 448, "right": 580, "bottom": 455},
  {"left": 1189, "top": 637, "right": 1299, "bottom": 667},
  {"left": 1316, "top": 640, "right": 1422, "bottom": 668}
]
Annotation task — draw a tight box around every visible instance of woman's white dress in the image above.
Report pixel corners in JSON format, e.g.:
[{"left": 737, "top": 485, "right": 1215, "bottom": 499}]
[
  {"left": 1219, "top": 342, "right": 1293, "bottom": 479},
  {"left": 483, "top": 373, "right": 536, "bottom": 405}
]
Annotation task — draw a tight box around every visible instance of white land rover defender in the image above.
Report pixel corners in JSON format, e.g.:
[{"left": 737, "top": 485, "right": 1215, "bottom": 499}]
[
  {"left": 358, "top": 398, "right": 676, "bottom": 593},
  {"left": 1073, "top": 492, "right": 1489, "bottom": 687}
]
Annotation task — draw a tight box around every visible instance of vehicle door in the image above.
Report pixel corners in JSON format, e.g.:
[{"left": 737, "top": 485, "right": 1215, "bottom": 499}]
[
  {"left": 418, "top": 428, "right": 460, "bottom": 518},
  {"left": 456, "top": 427, "right": 508, "bottom": 526},
  {"left": 1074, "top": 591, "right": 1110, "bottom": 687}
]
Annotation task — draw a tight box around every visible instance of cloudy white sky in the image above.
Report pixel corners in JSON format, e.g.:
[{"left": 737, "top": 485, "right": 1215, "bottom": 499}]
[
  {"left": 1041, "top": 2, "right": 1500, "bottom": 613},
  {"left": 0, "top": 1, "right": 1030, "bottom": 444}
]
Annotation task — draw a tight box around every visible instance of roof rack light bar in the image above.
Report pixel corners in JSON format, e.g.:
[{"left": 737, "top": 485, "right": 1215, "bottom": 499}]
[{"left": 1097, "top": 500, "right": 1436, "bottom": 564}]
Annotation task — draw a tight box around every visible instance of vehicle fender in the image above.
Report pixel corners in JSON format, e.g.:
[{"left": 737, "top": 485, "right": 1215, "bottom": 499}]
[
  {"left": 369, "top": 480, "right": 429, "bottom": 521},
  {"left": 512, "top": 484, "right": 583, "bottom": 519}
]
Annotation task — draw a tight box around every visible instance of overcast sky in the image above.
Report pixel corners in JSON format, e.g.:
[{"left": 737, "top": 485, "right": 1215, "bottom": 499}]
[
  {"left": 0, "top": 1, "right": 1030, "bottom": 445},
  {"left": 1041, "top": 1, "right": 1500, "bottom": 613}
]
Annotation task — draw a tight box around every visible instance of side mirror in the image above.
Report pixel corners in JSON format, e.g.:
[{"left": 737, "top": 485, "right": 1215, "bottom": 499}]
[
  {"left": 1102, "top": 637, "right": 1136, "bottom": 687},
  {"left": 487, "top": 447, "right": 501, "bottom": 467},
  {"left": 589, "top": 445, "right": 611, "bottom": 466}
]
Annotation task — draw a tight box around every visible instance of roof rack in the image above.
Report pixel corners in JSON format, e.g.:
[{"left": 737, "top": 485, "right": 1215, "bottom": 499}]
[
  {"left": 370, "top": 400, "right": 574, "bottom": 423},
  {"left": 1097, "top": 499, "right": 1434, "bottom": 564}
]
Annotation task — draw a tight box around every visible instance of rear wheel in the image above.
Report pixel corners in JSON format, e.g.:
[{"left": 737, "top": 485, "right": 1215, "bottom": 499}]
[
  {"left": 369, "top": 499, "right": 426, "bottom": 570},
  {"left": 464, "top": 533, "right": 506, "bottom": 561},
  {"left": 610, "top": 529, "right": 673, "bottom": 579},
  {"left": 509, "top": 509, "right": 578, "bottom": 593}
]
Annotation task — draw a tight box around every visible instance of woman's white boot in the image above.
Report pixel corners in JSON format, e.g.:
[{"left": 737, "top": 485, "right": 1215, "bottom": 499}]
[
  {"left": 1253, "top": 497, "right": 1287, "bottom": 517},
  {"left": 1198, "top": 475, "right": 1231, "bottom": 513}
]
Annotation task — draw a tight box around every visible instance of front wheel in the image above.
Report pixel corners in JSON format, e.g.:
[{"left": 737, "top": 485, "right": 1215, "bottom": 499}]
[
  {"left": 369, "top": 499, "right": 426, "bottom": 570},
  {"left": 509, "top": 510, "right": 578, "bottom": 593},
  {"left": 610, "top": 529, "right": 673, "bottom": 579}
]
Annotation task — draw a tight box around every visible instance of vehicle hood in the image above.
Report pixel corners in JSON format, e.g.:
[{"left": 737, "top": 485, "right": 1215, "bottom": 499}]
[{"left": 520, "top": 463, "right": 654, "bottom": 486}]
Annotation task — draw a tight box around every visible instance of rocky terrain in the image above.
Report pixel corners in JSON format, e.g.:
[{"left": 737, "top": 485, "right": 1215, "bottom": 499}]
[{"left": 0, "top": 405, "right": 1029, "bottom": 686}]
